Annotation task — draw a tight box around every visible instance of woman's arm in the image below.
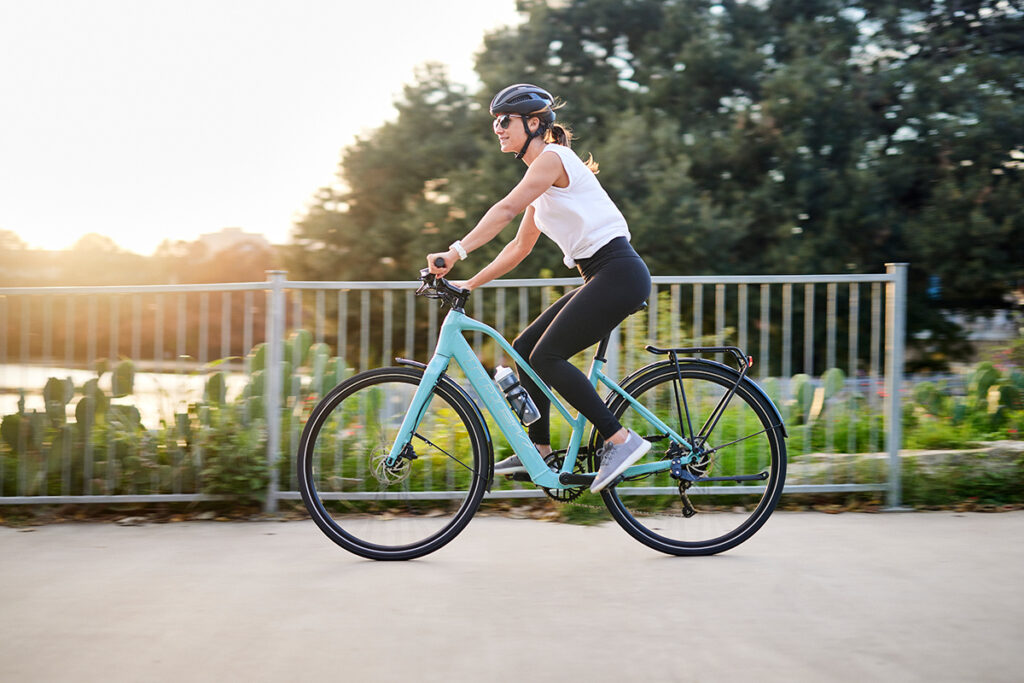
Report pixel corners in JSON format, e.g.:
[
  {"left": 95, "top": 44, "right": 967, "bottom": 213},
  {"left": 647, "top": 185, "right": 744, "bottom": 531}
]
[
  {"left": 461, "top": 207, "right": 542, "bottom": 290},
  {"left": 427, "top": 151, "right": 563, "bottom": 274}
]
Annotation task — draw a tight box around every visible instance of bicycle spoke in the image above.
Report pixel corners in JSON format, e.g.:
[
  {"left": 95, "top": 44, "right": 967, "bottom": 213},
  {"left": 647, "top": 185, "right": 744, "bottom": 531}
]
[
  {"left": 596, "top": 361, "right": 786, "bottom": 556},
  {"left": 413, "top": 432, "right": 476, "bottom": 474},
  {"left": 298, "top": 367, "right": 486, "bottom": 560}
]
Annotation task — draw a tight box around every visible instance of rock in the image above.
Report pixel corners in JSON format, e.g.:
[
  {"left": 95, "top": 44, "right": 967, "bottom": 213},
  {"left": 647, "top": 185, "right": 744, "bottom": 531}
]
[{"left": 117, "top": 516, "right": 146, "bottom": 526}]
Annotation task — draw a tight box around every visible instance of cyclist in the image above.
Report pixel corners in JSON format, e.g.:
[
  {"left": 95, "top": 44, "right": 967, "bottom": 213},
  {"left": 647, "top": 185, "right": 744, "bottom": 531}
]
[{"left": 427, "top": 83, "right": 652, "bottom": 493}]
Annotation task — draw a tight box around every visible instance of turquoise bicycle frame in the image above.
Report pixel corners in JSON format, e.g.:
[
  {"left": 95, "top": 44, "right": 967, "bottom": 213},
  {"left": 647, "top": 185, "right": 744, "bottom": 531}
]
[{"left": 386, "top": 309, "right": 690, "bottom": 490}]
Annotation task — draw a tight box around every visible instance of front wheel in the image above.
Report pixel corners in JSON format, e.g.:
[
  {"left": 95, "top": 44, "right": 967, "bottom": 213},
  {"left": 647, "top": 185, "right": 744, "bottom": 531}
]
[
  {"left": 593, "top": 361, "right": 787, "bottom": 556},
  {"left": 297, "top": 367, "right": 489, "bottom": 560}
]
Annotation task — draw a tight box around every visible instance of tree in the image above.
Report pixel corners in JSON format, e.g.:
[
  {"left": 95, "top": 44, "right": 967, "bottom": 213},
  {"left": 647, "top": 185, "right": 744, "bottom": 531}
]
[
  {"left": 287, "top": 0, "right": 1024, "bottom": 366},
  {"left": 288, "top": 64, "right": 497, "bottom": 281}
]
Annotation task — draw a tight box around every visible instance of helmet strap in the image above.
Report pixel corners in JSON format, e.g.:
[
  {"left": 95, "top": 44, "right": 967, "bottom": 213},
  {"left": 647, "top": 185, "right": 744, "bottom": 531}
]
[{"left": 515, "top": 116, "right": 544, "bottom": 160}]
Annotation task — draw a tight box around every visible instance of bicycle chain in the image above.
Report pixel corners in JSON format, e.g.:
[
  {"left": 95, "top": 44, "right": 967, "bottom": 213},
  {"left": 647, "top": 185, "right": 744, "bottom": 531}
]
[
  {"left": 534, "top": 449, "right": 701, "bottom": 519},
  {"left": 555, "top": 493, "right": 696, "bottom": 518},
  {"left": 548, "top": 474, "right": 698, "bottom": 519}
]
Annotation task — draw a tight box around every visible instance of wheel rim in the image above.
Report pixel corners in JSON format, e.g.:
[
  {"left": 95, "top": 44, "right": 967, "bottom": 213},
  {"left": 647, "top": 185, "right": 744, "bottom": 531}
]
[
  {"left": 301, "top": 372, "right": 484, "bottom": 555},
  {"left": 602, "top": 365, "right": 784, "bottom": 552}
]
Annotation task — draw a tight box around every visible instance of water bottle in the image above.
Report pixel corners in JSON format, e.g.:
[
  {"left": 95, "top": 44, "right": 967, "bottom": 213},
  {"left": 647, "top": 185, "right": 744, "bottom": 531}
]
[{"left": 493, "top": 365, "right": 541, "bottom": 425}]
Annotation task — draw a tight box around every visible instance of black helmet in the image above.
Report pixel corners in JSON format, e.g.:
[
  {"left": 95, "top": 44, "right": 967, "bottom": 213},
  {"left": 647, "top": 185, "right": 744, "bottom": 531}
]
[
  {"left": 489, "top": 83, "right": 557, "bottom": 125},
  {"left": 489, "top": 84, "right": 557, "bottom": 159}
]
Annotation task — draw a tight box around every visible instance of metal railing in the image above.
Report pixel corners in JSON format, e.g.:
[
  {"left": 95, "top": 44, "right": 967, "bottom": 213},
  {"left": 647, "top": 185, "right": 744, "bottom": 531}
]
[{"left": 0, "top": 264, "right": 908, "bottom": 510}]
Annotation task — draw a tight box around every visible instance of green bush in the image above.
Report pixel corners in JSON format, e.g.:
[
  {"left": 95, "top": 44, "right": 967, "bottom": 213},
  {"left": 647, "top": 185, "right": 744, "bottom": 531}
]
[{"left": 3, "top": 331, "right": 1024, "bottom": 507}]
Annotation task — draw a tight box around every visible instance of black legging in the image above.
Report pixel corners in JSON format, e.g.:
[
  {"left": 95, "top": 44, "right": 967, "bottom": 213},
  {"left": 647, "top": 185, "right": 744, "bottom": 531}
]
[{"left": 512, "top": 237, "right": 651, "bottom": 444}]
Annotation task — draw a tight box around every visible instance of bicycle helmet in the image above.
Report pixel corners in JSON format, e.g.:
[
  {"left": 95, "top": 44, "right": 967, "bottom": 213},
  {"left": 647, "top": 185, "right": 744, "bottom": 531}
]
[{"left": 489, "top": 84, "right": 557, "bottom": 159}]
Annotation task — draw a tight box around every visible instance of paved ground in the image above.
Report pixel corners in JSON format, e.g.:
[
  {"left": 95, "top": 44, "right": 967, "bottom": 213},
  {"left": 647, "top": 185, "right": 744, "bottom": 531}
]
[{"left": 2, "top": 511, "right": 1023, "bottom": 682}]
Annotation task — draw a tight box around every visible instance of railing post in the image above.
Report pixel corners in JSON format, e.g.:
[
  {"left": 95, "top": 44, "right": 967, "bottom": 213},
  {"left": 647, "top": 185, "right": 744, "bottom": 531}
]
[
  {"left": 884, "top": 263, "right": 908, "bottom": 509},
  {"left": 264, "top": 270, "right": 287, "bottom": 514}
]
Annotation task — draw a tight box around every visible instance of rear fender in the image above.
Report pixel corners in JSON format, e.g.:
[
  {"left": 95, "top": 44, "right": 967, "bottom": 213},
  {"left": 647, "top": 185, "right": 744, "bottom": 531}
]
[{"left": 611, "top": 358, "right": 787, "bottom": 439}]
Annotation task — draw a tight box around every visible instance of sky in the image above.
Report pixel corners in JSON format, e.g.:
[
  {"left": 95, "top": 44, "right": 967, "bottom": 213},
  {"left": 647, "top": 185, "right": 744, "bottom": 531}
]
[{"left": 0, "top": 0, "right": 522, "bottom": 255}]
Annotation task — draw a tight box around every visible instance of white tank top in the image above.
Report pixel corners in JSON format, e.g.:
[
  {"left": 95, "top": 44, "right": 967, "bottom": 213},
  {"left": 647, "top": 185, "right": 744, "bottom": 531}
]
[{"left": 529, "top": 144, "right": 630, "bottom": 268}]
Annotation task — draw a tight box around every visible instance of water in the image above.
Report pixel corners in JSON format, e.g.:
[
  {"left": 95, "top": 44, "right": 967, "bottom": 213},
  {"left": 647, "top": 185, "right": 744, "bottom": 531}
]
[{"left": 0, "top": 364, "right": 250, "bottom": 426}]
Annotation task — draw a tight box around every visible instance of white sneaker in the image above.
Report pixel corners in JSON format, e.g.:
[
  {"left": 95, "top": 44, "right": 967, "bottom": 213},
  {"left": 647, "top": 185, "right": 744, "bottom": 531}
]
[
  {"left": 493, "top": 454, "right": 527, "bottom": 475},
  {"left": 590, "top": 430, "right": 651, "bottom": 493}
]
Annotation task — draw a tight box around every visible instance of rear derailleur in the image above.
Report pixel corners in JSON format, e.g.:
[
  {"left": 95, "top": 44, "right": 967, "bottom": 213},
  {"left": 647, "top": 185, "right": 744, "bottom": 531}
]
[{"left": 668, "top": 441, "right": 711, "bottom": 518}]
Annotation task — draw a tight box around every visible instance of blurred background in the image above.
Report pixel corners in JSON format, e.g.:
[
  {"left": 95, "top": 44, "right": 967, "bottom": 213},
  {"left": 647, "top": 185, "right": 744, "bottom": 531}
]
[
  {"left": 1, "top": 0, "right": 1022, "bottom": 509},
  {"left": 3, "top": 0, "right": 1021, "bottom": 361}
]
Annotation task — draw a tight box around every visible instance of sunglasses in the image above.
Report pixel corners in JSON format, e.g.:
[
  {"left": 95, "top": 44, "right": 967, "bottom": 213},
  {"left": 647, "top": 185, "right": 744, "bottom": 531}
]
[{"left": 493, "top": 114, "right": 524, "bottom": 130}]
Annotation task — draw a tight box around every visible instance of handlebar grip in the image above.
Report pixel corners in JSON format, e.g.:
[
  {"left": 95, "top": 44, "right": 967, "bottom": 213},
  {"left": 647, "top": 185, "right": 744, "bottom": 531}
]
[{"left": 433, "top": 257, "right": 446, "bottom": 268}]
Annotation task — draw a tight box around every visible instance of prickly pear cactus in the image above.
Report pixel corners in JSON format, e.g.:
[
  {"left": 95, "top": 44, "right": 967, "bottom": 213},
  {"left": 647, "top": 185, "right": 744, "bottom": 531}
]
[
  {"left": 969, "top": 362, "right": 1000, "bottom": 401},
  {"left": 822, "top": 368, "right": 845, "bottom": 400},
  {"left": 205, "top": 372, "right": 227, "bottom": 405},
  {"left": 112, "top": 360, "right": 135, "bottom": 398},
  {"left": 43, "top": 377, "right": 74, "bottom": 427},
  {"left": 790, "top": 373, "right": 814, "bottom": 421}
]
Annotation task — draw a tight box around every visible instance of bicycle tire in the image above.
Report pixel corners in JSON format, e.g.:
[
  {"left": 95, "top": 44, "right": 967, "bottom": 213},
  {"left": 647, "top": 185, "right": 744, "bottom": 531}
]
[
  {"left": 593, "top": 360, "right": 786, "bottom": 556},
  {"left": 297, "top": 366, "right": 489, "bottom": 560}
]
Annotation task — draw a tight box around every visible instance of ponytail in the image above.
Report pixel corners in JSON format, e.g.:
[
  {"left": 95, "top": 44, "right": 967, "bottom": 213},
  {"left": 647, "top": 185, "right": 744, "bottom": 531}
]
[
  {"left": 543, "top": 122, "right": 600, "bottom": 174},
  {"left": 547, "top": 123, "right": 571, "bottom": 147}
]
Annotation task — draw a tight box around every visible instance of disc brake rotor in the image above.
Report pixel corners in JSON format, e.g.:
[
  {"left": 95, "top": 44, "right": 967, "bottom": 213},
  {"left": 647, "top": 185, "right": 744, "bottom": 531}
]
[{"left": 371, "top": 451, "right": 412, "bottom": 485}]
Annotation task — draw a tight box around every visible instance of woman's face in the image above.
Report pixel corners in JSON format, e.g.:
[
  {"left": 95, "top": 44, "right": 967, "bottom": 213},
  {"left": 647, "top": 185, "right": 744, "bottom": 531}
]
[{"left": 493, "top": 113, "right": 535, "bottom": 153}]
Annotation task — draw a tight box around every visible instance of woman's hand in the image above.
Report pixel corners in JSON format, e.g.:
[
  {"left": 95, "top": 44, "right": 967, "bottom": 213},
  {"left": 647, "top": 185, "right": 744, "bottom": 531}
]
[{"left": 426, "top": 249, "right": 459, "bottom": 276}]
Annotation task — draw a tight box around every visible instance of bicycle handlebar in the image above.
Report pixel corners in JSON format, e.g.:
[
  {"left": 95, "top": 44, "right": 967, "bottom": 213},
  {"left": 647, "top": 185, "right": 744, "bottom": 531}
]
[{"left": 416, "top": 268, "right": 471, "bottom": 312}]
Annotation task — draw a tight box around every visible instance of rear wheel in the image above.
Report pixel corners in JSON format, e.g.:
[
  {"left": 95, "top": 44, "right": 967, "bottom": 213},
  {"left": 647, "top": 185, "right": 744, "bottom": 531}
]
[
  {"left": 594, "top": 361, "right": 786, "bottom": 556},
  {"left": 297, "top": 367, "right": 489, "bottom": 560}
]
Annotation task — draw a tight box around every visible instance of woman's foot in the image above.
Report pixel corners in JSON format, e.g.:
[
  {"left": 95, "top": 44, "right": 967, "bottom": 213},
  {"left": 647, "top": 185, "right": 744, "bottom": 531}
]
[
  {"left": 493, "top": 444, "right": 551, "bottom": 475},
  {"left": 590, "top": 430, "right": 651, "bottom": 493}
]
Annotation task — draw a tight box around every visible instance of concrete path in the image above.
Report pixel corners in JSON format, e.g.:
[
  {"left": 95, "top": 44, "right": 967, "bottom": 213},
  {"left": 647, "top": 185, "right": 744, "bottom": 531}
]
[{"left": 2, "top": 511, "right": 1023, "bottom": 682}]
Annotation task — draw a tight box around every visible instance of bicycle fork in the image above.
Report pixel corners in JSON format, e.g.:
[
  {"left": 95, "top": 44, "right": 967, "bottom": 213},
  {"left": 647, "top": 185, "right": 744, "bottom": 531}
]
[{"left": 384, "top": 354, "right": 450, "bottom": 468}]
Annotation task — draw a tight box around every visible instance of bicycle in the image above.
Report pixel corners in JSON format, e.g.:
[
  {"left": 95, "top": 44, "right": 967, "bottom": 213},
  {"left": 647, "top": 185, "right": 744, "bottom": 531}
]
[{"left": 297, "top": 268, "right": 787, "bottom": 560}]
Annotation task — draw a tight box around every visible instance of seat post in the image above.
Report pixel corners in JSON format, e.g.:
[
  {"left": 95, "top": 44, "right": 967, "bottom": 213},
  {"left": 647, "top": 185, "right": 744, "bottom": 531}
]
[{"left": 594, "top": 334, "right": 611, "bottom": 362}]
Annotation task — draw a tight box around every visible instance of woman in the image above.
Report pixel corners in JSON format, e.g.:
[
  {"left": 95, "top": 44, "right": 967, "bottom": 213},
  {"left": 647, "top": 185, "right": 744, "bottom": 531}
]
[{"left": 427, "top": 83, "right": 652, "bottom": 493}]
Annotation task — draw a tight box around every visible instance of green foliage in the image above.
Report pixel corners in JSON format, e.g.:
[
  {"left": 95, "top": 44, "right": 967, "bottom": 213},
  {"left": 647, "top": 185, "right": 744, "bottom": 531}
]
[
  {"left": 197, "top": 405, "right": 268, "bottom": 504},
  {"left": 790, "top": 373, "right": 814, "bottom": 423},
  {"left": 0, "top": 328, "right": 355, "bottom": 500},
  {"left": 4, "top": 327, "right": 1024, "bottom": 505},
  {"left": 205, "top": 372, "right": 227, "bottom": 405},
  {"left": 901, "top": 361, "right": 1024, "bottom": 447},
  {"left": 111, "top": 360, "right": 135, "bottom": 398},
  {"left": 285, "top": 0, "right": 1024, "bottom": 368},
  {"left": 43, "top": 377, "right": 74, "bottom": 427},
  {"left": 969, "top": 362, "right": 1000, "bottom": 401},
  {"left": 902, "top": 449, "right": 1024, "bottom": 507}
]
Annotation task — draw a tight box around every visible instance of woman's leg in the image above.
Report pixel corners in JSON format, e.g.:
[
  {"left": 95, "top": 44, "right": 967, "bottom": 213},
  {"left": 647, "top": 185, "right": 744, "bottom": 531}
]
[
  {"left": 527, "top": 257, "right": 651, "bottom": 440},
  {"left": 511, "top": 289, "right": 577, "bottom": 446}
]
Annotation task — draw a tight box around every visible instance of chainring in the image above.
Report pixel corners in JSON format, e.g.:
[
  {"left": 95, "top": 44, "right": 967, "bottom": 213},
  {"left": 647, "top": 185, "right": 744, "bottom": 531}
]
[{"left": 541, "top": 450, "right": 588, "bottom": 503}]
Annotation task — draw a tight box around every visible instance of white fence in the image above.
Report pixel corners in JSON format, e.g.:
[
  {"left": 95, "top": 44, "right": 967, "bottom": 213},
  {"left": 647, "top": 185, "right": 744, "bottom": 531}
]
[{"left": 0, "top": 264, "right": 908, "bottom": 510}]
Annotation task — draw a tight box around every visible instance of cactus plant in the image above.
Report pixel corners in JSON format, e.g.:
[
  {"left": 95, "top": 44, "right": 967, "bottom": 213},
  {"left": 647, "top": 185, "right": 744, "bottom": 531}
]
[
  {"left": 822, "top": 368, "right": 845, "bottom": 400},
  {"left": 969, "top": 361, "right": 1000, "bottom": 401},
  {"left": 790, "top": 373, "right": 814, "bottom": 422},
  {"left": 112, "top": 360, "right": 135, "bottom": 398},
  {"left": 204, "top": 371, "right": 227, "bottom": 405},
  {"left": 284, "top": 329, "right": 312, "bottom": 368},
  {"left": 43, "top": 377, "right": 74, "bottom": 427}
]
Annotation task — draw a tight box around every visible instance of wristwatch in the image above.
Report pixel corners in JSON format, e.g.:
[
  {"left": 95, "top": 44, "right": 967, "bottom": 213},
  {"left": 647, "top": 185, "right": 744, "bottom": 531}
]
[{"left": 449, "top": 240, "right": 468, "bottom": 260}]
